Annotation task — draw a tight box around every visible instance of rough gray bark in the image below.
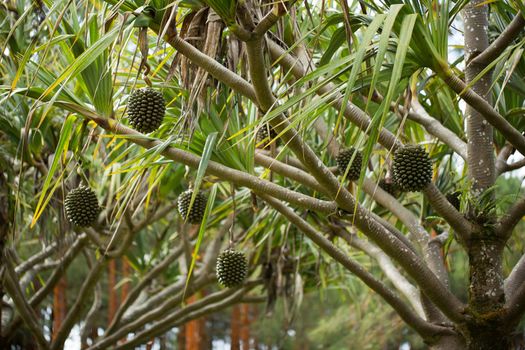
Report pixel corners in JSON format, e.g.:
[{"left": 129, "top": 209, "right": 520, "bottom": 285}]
[
  {"left": 429, "top": 334, "right": 466, "bottom": 350},
  {"left": 461, "top": 2, "right": 509, "bottom": 349},
  {"left": 464, "top": 0, "right": 495, "bottom": 193}
]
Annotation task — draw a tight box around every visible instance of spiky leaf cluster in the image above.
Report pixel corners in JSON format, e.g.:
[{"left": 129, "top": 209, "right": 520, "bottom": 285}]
[
  {"left": 392, "top": 145, "right": 432, "bottom": 192},
  {"left": 336, "top": 147, "right": 363, "bottom": 181},
  {"left": 177, "top": 190, "right": 207, "bottom": 224},
  {"left": 216, "top": 249, "right": 248, "bottom": 288},
  {"left": 127, "top": 88, "right": 166, "bottom": 133},
  {"left": 65, "top": 186, "right": 100, "bottom": 227}
]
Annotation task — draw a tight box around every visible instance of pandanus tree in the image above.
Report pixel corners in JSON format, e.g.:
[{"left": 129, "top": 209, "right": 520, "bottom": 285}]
[{"left": 1, "top": 0, "right": 525, "bottom": 348}]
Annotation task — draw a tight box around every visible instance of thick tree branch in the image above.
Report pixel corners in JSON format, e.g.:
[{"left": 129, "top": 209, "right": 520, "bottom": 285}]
[
  {"left": 254, "top": 151, "right": 328, "bottom": 194},
  {"left": 256, "top": 149, "right": 418, "bottom": 253},
  {"left": 45, "top": 102, "right": 338, "bottom": 215},
  {"left": 260, "top": 194, "right": 455, "bottom": 338},
  {"left": 496, "top": 145, "right": 525, "bottom": 175},
  {"left": 19, "top": 261, "right": 61, "bottom": 292},
  {"left": 371, "top": 93, "right": 467, "bottom": 160},
  {"left": 50, "top": 256, "right": 106, "bottom": 350},
  {"left": 2, "top": 233, "right": 88, "bottom": 337},
  {"left": 15, "top": 236, "right": 72, "bottom": 276},
  {"left": 497, "top": 196, "right": 525, "bottom": 239},
  {"left": 408, "top": 98, "right": 467, "bottom": 160},
  {"left": 112, "top": 282, "right": 259, "bottom": 350},
  {"left": 422, "top": 184, "right": 476, "bottom": 243},
  {"left": 105, "top": 243, "right": 185, "bottom": 334},
  {"left": 363, "top": 179, "right": 431, "bottom": 245},
  {"left": 440, "top": 69, "right": 525, "bottom": 157},
  {"left": 242, "top": 35, "right": 463, "bottom": 320},
  {"left": 503, "top": 158, "right": 525, "bottom": 173},
  {"left": 313, "top": 118, "right": 432, "bottom": 245},
  {"left": 471, "top": 11, "right": 525, "bottom": 66},
  {"left": 314, "top": 119, "right": 450, "bottom": 289},
  {"left": 505, "top": 253, "right": 525, "bottom": 297},
  {"left": 267, "top": 39, "right": 402, "bottom": 149},
  {"left": 91, "top": 273, "right": 216, "bottom": 349},
  {"left": 334, "top": 227, "right": 425, "bottom": 318},
  {"left": 312, "top": 119, "right": 424, "bottom": 253},
  {"left": 253, "top": 3, "right": 288, "bottom": 37},
  {"left": 158, "top": 27, "right": 257, "bottom": 102},
  {"left": 496, "top": 144, "right": 514, "bottom": 175},
  {"left": 504, "top": 279, "right": 525, "bottom": 328},
  {"left": 3, "top": 250, "right": 49, "bottom": 350},
  {"left": 268, "top": 40, "right": 474, "bottom": 241}
]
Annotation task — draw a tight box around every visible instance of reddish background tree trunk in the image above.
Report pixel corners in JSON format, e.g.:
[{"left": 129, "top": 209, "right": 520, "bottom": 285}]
[
  {"left": 240, "top": 304, "right": 251, "bottom": 350},
  {"left": 121, "top": 257, "right": 130, "bottom": 301},
  {"left": 231, "top": 305, "right": 241, "bottom": 350},
  {"left": 184, "top": 293, "right": 208, "bottom": 350},
  {"left": 52, "top": 276, "right": 67, "bottom": 341}
]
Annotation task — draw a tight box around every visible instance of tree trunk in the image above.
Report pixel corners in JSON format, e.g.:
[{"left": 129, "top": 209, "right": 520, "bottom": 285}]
[
  {"left": 231, "top": 304, "right": 241, "bottom": 350},
  {"left": 429, "top": 334, "right": 466, "bottom": 350},
  {"left": 462, "top": 0, "right": 504, "bottom": 318},
  {"left": 463, "top": 0, "right": 494, "bottom": 193},
  {"left": 185, "top": 294, "right": 207, "bottom": 350},
  {"left": 178, "top": 324, "right": 186, "bottom": 350},
  {"left": 52, "top": 276, "right": 67, "bottom": 341},
  {"left": 240, "top": 304, "right": 251, "bottom": 350},
  {"left": 252, "top": 305, "right": 259, "bottom": 350},
  {"left": 467, "top": 239, "right": 505, "bottom": 313},
  {"left": 464, "top": 328, "right": 510, "bottom": 350},
  {"left": 121, "top": 257, "right": 130, "bottom": 301},
  {"left": 461, "top": 1, "right": 510, "bottom": 348}
]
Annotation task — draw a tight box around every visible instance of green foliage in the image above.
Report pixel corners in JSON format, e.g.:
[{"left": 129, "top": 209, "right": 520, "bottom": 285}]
[{"left": 1, "top": 0, "right": 525, "bottom": 347}]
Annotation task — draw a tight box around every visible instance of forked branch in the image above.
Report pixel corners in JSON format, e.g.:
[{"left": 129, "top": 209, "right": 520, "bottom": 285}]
[{"left": 260, "top": 194, "right": 455, "bottom": 339}]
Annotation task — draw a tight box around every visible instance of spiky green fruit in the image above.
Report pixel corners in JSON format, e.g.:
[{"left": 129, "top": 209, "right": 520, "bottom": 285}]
[
  {"left": 127, "top": 88, "right": 166, "bottom": 133},
  {"left": 177, "top": 190, "right": 207, "bottom": 224},
  {"left": 216, "top": 249, "right": 247, "bottom": 288},
  {"left": 65, "top": 186, "right": 100, "bottom": 227},
  {"left": 392, "top": 145, "right": 432, "bottom": 192},
  {"left": 336, "top": 147, "right": 363, "bottom": 181},
  {"left": 256, "top": 124, "right": 278, "bottom": 148},
  {"left": 379, "top": 178, "right": 400, "bottom": 198}
]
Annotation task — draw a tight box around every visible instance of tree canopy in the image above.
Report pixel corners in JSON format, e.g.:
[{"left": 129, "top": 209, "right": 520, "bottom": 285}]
[{"left": 1, "top": 0, "right": 525, "bottom": 349}]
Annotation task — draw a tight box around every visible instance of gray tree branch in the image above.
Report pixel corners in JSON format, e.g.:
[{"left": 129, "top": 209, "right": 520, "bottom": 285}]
[
  {"left": 268, "top": 40, "right": 474, "bottom": 241},
  {"left": 242, "top": 33, "right": 465, "bottom": 321},
  {"left": 471, "top": 11, "right": 525, "bottom": 66},
  {"left": 105, "top": 243, "right": 185, "bottom": 334},
  {"left": 2, "top": 250, "right": 49, "bottom": 350},
  {"left": 440, "top": 69, "right": 525, "bottom": 157},
  {"left": 260, "top": 194, "right": 455, "bottom": 339},
  {"left": 112, "top": 283, "right": 258, "bottom": 350},
  {"left": 497, "top": 196, "right": 525, "bottom": 239},
  {"left": 334, "top": 227, "right": 426, "bottom": 318}
]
